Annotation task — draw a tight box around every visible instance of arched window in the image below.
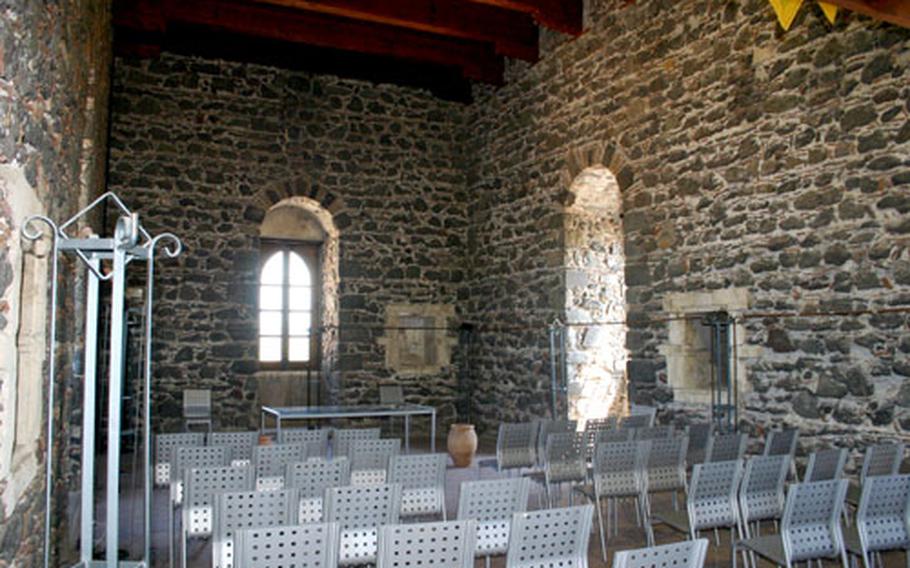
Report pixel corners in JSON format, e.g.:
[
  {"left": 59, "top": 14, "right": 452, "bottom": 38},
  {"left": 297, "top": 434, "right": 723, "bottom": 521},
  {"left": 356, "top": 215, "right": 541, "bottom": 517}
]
[{"left": 259, "top": 240, "right": 320, "bottom": 368}]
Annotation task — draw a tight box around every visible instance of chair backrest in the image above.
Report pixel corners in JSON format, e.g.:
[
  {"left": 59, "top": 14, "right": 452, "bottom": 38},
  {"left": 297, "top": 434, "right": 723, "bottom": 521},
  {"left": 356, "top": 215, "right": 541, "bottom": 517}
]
[
  {"left": 644, "top": 436, "right": 689, "bottom": 492},
  {"left": 688, "top": 460, "right": 743, "bottom": 532},
  {"left": 545, "top": 432, "right": 586, "bottom": 483},
  {"left": 860, "top": 442, "right": 905, "bottom": 482},
  {"left": 333, "top": 427, "right": 381, "bottom": 457},
  {"left": 780, "top": 479, "right": 848, "bottom": 563},
  {"left": 595, "top": 428, "right": 634, "bottom": 444},
  {"left": 620, "top": 414, "right": 654, "bottom": 429},
  {"left": 763, "top": 428, "right": 798, "bottom": 457},
  {"left": 635, "top": 425, "right": 675, "bottom": 441},
  {"left": 686, "top": 423, "right": 714, "bottom": 467},
  {"left": 856, "top": 474, "right": 910, "bottom": 554},
  {"left": 183, "top": 389, "right": 212, "bottom": 418},
  {"left": 377, "top": 520, "right": 475, "bottom": 568},
  {"left": 592, "top": 440, "right": 647, "bottom": 498},
  {"left": 612, "top": 539, "right": 709, "bottom": 568},
  {"left": 379, "top": 384, "right": 404, "bottom": 405},
  {"left": 279, "top": 427, "right": 330, "bottom": 450},
  {"left": 286, "top": 458, "right": 351, "bottom": 497},
  {"left": 388, "top": 453, "right": 446, "bottom": 490},
  {"left": 213, "top": 489, "right": 299, "bottom": 568},
  {"left": 504, "top": 505, "right": 594, "bottom": 568},
  {"left": 156, "top": 432, "right": 206, "bottom": 464},
  {"left": 738, "top": 455, "right": 789, "bottom": 525},
  {"left": 349, "top": 438, "right": 401, "bottom": 470},
  {"left": 705, "top": 432, "right": 747, "bottom": 463},
  {"left": 184, "top": 465, "right": 255, "bottom": 538},
  {"left": 457, "top": 477, "right": 530, "bottom": 521},
  {"left": 325, "top": 484, "right": 402, "bottom": 565},
  {"left": 496, "top": 422, "right": 538, "bottom": 470},
  {"left": 804, "top": 448, "right": 847, "bottom": 482},
  {"left": 208, "top": 431, "right": 260, "bottom": 462},
  {"left": 172, "top": 446, "right": 229, "bottom": 483},
  {"left": 536, "top": 420, "right": 577, "bottom": 466},
  {"left": 253, "top": 443, "right": 308, "bottom": 480},
  {"left": 234, "top": 522, "right": 339, "bottom": 568}
]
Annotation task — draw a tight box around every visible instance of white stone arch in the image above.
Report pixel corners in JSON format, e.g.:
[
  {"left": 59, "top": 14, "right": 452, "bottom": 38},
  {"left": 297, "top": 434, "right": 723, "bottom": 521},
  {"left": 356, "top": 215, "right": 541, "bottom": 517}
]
[{"left": 563, "top": 165, "right": 628, "bottom": 423}]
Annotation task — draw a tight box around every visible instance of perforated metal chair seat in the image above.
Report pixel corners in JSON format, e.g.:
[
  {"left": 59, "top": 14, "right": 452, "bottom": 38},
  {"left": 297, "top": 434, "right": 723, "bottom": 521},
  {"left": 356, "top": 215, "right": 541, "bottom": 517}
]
[
  {"left": 613, "top": 539, "right": 708, "bottom": 568},
  {"left": 338, "top": 527, "right": 380, "bottom": 564},
  {"left": 351, "top": 469, "right": 388, "bottom": 485},
  {"left": 299, "top": 496, "right": 324, "bottom": 523},
  {"left": 401, "top": 487, "right": 445, "bottom": 517},
  {"left": 475, "top": 520, "right": 512, "bottom": 555},
  {"left": 736, "top": 534, "right": 787, "bottom": 565},
  {"left": 651, "top": 509, "right": 692, "bottom": 533}
]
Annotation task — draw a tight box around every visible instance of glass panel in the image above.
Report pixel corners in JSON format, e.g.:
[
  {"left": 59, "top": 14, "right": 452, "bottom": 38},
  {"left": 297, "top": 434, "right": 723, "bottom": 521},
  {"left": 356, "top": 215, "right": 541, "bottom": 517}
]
[
  {"left": 288, "top": 336, "right": 310, "bottom": 362},
  {"left": 261, "top": 252, "right": 284, "bottom": 285},
  {"left": 260, "top": 286, "right": 283, "bottom": 310},
  {"left": 288, "top": 252, "right": 311, "bottom": 286},
  {"left": 288, "top": 311, "right": 311, "bottom": 335},
  {"left": 259, "top": 337, "right": 282, "bottom": 362},
  {"left": 289, "top": 287, "right": 312, "bottom": 311},
  {"left": 259, "top": 311, "right": 282, "bottom": 336}
]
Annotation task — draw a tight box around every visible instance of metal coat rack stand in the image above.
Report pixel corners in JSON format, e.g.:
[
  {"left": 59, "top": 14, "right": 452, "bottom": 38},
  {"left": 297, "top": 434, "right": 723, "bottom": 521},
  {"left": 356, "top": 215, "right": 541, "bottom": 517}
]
[
  {"left": 548, "top": 320, "right": 569, "bottom": 420},
  {"left": 22, "top": 192, "right": 182, "bottom": 568},
  {"left": 702, "top": 310, "right": 738, "bottom": 432}
]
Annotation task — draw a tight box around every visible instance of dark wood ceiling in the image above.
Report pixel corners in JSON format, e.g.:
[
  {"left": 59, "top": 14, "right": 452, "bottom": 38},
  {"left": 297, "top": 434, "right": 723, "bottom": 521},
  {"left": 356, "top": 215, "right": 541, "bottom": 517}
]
[{"left": 113, "top": 0, "right": 584, "bottom": 100}]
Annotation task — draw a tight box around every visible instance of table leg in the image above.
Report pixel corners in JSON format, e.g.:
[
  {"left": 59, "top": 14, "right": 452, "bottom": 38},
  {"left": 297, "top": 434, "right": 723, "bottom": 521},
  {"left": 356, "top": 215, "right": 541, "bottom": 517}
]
[
  {"left": 404, "top": 415, "right": 411, "bottom": 453},
  {"left": 260, "top": 410, "right": 265, "bottom": 433},
  {"left": 431, "top": 410, "right": 436, "bottom": 453},
  {"left": 276, "top": 415, "right": 282, "bottom": 442}
]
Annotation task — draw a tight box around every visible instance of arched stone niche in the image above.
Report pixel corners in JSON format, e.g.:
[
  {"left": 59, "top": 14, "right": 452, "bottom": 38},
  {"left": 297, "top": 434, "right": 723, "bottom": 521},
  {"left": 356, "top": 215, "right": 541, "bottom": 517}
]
[{"left": 560, "top": 141, "right": 639, "bottom": 424}]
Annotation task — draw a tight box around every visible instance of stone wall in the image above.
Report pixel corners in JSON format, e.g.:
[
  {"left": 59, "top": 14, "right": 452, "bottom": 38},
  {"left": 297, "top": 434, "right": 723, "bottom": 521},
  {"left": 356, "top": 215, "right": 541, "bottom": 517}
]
[
  {"left": 108, "top": 54, "right": 469, "bottom": 432},
  {"left": 0, "top": 0, "right": 111, "bottom": 565},
  {"left": 465, "top": 0, "right": 910, "bottom": 453}
]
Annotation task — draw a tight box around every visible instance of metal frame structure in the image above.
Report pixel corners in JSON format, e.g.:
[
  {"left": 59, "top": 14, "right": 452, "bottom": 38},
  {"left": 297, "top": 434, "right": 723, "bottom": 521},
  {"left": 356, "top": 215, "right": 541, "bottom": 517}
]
[
  {"left": 22, "top": 192, "right": 181, "bottom": 568},
  {"left": 260, "top": 404, "right": 436, "bottom": 452},
  {"left": 701, "top": 311, "right": 737, "bottom": 432}
]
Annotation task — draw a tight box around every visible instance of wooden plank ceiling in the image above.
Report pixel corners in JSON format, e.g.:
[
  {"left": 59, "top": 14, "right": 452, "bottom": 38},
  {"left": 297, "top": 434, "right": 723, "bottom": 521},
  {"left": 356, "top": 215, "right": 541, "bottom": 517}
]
[{"left": 113, "top": 0, "right": 583, "bottom": 99}]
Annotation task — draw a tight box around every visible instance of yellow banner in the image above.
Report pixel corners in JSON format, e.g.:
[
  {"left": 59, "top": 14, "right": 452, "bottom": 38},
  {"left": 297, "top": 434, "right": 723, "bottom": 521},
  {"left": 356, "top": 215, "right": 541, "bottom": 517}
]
[
  {"left": 819, "top": 2, "right": 838, "bottom": 24},
  {"left": 768, "top": 0, "right": 804, "bottom": 30}
]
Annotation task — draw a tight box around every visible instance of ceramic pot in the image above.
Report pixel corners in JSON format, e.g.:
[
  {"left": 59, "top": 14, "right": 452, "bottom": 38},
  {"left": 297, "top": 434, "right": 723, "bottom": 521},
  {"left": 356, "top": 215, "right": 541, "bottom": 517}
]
[{"left": 447, "top": 423, "right": 478, "bottom": 468}]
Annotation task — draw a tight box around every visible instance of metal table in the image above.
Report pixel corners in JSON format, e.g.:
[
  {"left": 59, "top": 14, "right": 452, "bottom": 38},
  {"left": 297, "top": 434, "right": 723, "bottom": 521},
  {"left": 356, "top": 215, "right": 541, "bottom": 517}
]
[{"left": 260, "top": 404, "right": 437, "bottom": 452}]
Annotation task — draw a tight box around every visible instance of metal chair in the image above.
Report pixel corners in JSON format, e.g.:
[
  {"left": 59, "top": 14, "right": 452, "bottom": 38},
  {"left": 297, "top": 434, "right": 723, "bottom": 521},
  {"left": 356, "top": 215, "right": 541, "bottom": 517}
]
[
  {"left": 732, "top": 479, "right": 850, "bottom": 568},
  {"left": 348, "top": 438, "right": 401, "bottom": 485},
  {"left": 207, "top": 431, "right": 259, "bottom": 465},
  {"left": 253, "top": 443, "right": 308, "bottom": 490},
  {"left": 155, "top": 432, "right": 205, "bottom": 486},
  {"left": 535, "top": 419, "right": 577, "bottom": 466},
  {"left": 543, "top": 432, "right": 587, "bottom": 507},
  {"left": 843, "top": 474, "right": 910, "bottom": 568},
  {"left": 705, "top": 432, "right": 747, "bottom": 463},
  {"left": 324, "top": 483, "right": 402, "bottom": 566},
  {"left": 212, "top": 489, "right": 299, "bottom": 568},
  {"left": 279, "top": 427, "right": 330, "bottom": 453},
  {"left": 613, "top": 538, "right": 709, "bottom": 568},
  {"left": 762, "top": 428, "right": 799, "bottom": 479},
  {"left": 504, "top": 504, "right": 594, "bottom": 568},
  {"left": 388, "top": 453, "right": 447, "bottom": 520},
  {"left": 805, "top": 447, "right": 848, "bottom": 482},
  {"left": 621, "top": 414, "right": 655, "bottom": 429},
  {"left": 285, "top": 458, "right": 351, "bottom": 522},
  {"left": 234, "top": 522, "right": 339, "bottom": 568},
  {"left": 650, "top": 459, "right": 743, "bottom": 552},
  {"left": 377, "top": 520, "right": 476, "bottom": 568},
  {"left": 171, "top": 446, "right": 230, "bottom": 506},
  {"left": 180, "top": 465, "right": 254, "bottom": 568},
  {"left": 579, "top": 440, "right": 648, "bottom": 560},
  {"left": 738, "top": 455, "right": 790, "bottom": 538},
  {"left": 847, "top": 442, "right": 906, "bottom": 507},
  {"left": 183, "top": 388, "right": 213, "bottom": 432},
  {"left": 333, "top": 427, "right": 381, "bottom": 458},
  {"left": 496, "top": 422, "right": 538, "bottom": 473},
  {"left": 456, "top": 477, "right": 530, "bottom": 568},
  {"left": 635, "top": 425, "right": 675, "bottom": 441},
  {"left": 686, "top": 423, "right": 714, "bottom": 468},
  {"left": 643, "top": 436, "right": 689, "bottom": 519}
]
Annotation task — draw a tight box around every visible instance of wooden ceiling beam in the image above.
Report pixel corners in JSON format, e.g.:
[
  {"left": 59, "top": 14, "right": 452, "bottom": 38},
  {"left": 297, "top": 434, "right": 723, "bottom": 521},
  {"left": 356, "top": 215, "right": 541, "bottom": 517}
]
[
  {"left": 465, "top": 0, "right": 582, "bottom": 35},
  {"left": 114, "top": 0, "right": 505, "bottom": 83},
  {"left": 251, "top": 0, "right": 539, "bottom": 61},
  {"left": 818, "top": 0, "right": 910, "bottom": 28}
]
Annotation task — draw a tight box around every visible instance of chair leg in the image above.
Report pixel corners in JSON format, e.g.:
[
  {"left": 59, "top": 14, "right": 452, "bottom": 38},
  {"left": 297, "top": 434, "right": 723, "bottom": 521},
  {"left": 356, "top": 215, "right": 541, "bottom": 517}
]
[{"left": 595, "top": 498, "right": 608, "bottom": 562}]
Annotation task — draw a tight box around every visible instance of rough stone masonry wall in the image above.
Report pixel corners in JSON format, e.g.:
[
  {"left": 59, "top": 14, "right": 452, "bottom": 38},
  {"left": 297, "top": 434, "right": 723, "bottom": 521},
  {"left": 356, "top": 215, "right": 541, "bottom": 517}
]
[
  {"left": 466, "top": 0, "right": 910, "bottom": 454},
  {"left": 0, "top": 0, "right": 111, "bottom": 565},
  {"left": 108, "top": 54, "right": 469, "bottom": 432}
]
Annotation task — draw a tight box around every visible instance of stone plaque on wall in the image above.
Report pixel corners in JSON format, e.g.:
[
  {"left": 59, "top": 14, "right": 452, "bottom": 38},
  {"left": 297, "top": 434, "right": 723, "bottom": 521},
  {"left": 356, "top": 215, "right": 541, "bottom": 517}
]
[{"left": 378, "top": 304, "right": 456, "bottom": 376}]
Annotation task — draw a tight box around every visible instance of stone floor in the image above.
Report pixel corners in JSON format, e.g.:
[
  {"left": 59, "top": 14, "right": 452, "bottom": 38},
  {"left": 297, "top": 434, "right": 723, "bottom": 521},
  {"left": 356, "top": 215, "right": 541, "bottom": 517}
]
[{"left": 97, "top": 437, "right": 909, "bottom": 568}]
